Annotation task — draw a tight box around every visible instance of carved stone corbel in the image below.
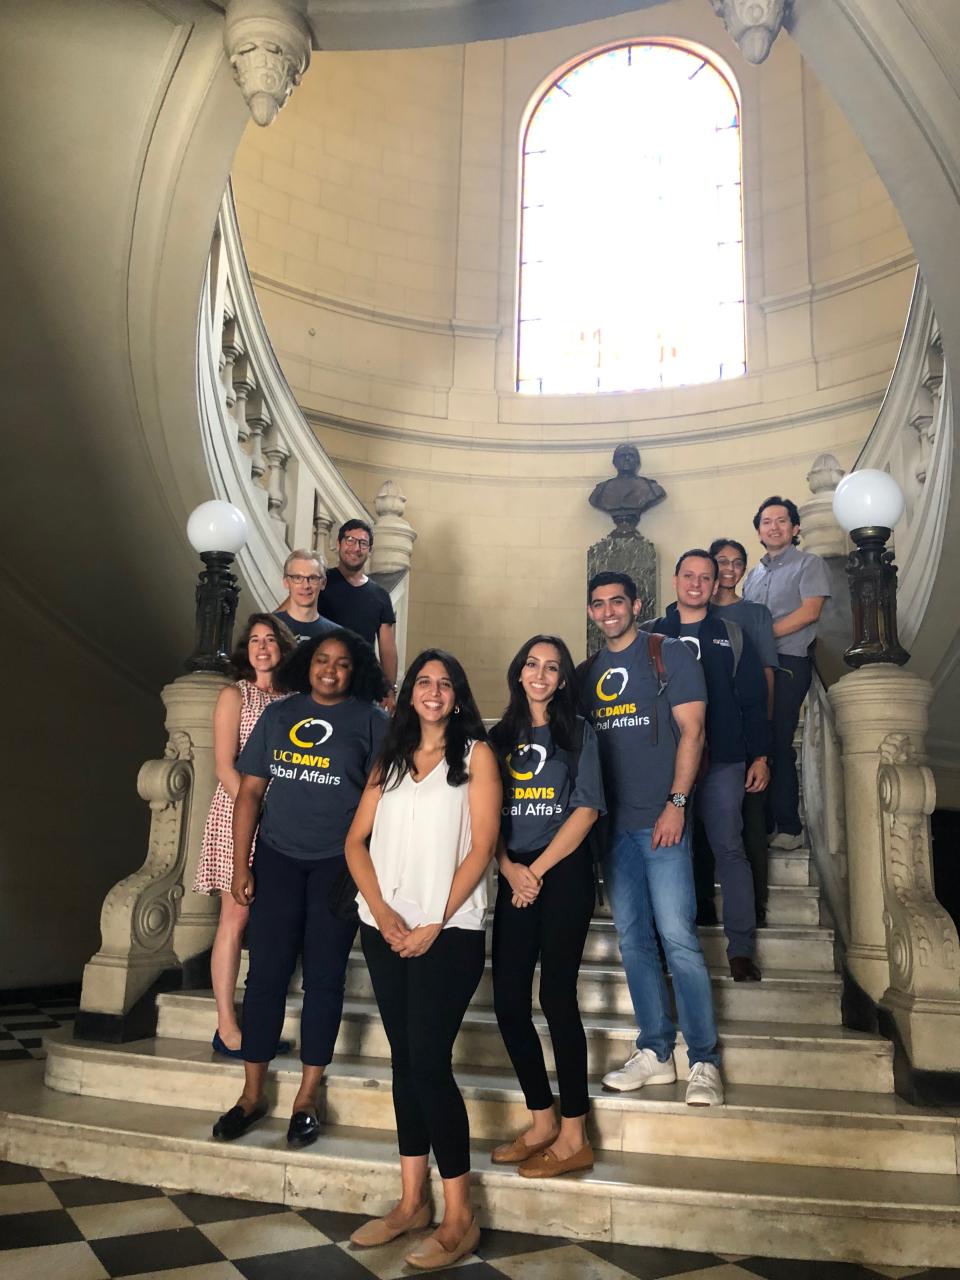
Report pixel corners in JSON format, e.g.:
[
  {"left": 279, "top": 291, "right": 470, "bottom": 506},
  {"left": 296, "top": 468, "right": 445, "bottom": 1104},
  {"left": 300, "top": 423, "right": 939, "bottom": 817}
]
[
  {"left": 708, "top": 0, "right": 790, "bottom": 64},
  {"left": 878, "top": 733, "right": 960, "bottom": 1070},
  {"left": 224, "top": 0, "right": 313, "bottom": 128}
]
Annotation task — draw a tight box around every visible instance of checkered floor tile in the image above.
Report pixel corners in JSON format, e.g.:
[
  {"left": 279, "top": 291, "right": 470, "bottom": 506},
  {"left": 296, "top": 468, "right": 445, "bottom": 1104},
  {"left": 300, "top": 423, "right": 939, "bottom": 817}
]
[
  {"left": 0, "top": 991, "right": 79, "bottom": 1061},
  {"left": 0, "top": 1162, "right": 958, "bottom": 1279}
]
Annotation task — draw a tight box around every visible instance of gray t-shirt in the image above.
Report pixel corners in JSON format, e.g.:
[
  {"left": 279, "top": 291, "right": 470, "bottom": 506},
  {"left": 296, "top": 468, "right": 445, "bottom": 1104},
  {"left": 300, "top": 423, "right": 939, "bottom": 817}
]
[
  {"left": 710, "top": 598, "right": 779, "bottom": 671},
  {"left": 581, "top": 632, "right": 706, "bottom": 834},
  {"left": 237, "top": 693, "right": 388, "bottom": 860},
  {"left": 499, "top": 719, "right": 606, "bottom": 858},
  {"left": 742, "top": 545, "right": 831, "bottom": 658}
]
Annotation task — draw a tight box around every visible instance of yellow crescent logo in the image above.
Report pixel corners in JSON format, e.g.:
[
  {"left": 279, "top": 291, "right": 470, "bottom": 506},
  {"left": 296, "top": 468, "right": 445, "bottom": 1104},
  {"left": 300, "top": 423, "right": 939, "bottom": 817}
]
[
  {"left": 596, "top": 667, "right": 629, "bottom": 702},
  {"left": 289, "top": 717, "right": 333, "bottom": 749},
  {"left": 506, "top": 743, "right": 548, "bottom": 781}
]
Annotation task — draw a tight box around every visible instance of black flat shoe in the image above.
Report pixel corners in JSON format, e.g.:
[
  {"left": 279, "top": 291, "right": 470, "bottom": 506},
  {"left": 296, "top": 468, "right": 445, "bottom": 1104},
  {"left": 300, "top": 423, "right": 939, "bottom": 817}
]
[
  {"left": 287, "top": 1109, "right": 320, "bottom": 1147},
  {"left": 212, "top": 1103, "right": 267, "bottom": 1141},
  {"left": 729, "top": 955, "right": 762, "bottom": 982}
]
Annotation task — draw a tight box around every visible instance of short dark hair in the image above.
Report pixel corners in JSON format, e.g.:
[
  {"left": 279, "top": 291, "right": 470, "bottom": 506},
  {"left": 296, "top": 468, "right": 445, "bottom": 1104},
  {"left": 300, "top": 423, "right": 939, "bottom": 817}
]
[
  {"left": 337, "top": 518, "right": 374, "bottom": 545},
  {"left": 674, "top": 548, "right": 719, "bottom": 579},
  {"left": 230, "top": 612, "right": 297, "bottom": 683},
  {"left": 279, "top": 627, "right": 390, "bottom": 703},
  {"left": 587, "top": 571, "right": 637, "bottom": 603},
  {"left": 709, "top": 537, "right": 748, "bottom": 566},
  {"left": 753, "top": 496, "right": 801, "bottom": 545}
]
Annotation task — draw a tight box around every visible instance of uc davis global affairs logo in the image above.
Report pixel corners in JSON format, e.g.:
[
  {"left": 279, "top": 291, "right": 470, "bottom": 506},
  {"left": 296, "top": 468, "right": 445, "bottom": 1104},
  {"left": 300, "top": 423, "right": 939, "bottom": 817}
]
[
  {"left": 506, "top": 743, "right": 547, "bottom": 781},
  {"left": 594, "top": 665, "right": 648, "bottom": 728},
  {"left": 271, "top": 716, "right": 340, "bottom": 783},
  {"left": 505, "top": 742, "right": 555, "bottom": 813}
]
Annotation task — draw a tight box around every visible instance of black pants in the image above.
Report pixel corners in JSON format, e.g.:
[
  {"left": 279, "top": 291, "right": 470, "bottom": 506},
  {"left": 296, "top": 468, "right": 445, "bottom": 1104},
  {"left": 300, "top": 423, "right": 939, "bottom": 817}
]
[
  {"left": 492, "top": 846, "right": 595, "bottom": 1118},
  {"left": 769, "top": 655, "right": 812, "bottom": 836},
  {"left": 241, "top": 840, "right": 357, "bottom": 1066},
  {"left": 360, "top": 922, "right": 484, "bottom": 1179}
]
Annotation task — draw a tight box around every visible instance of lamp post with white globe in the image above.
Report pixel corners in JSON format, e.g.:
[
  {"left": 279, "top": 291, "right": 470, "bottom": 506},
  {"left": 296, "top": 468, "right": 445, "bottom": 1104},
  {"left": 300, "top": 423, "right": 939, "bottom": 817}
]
[
  {"left": 832, "top": 469, "right": 909, "bottom": 669},
  {"left": 185, "top": 500, "right": 248, "bottom": 673}
]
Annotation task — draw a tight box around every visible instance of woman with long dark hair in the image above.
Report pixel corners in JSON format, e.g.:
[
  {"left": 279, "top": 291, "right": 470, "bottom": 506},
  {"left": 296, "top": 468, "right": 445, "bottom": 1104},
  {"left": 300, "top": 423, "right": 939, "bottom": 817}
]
[
  {"left": 345, "top": 649, "right": 501, "bottom": 1270},
  {"left": 193, "top": 612, "right": 295, "bottom": 1057},
  {"left": 211, "top": 629, "right": 389, "bottom": 1147},
  {"left": 488, "top": 635, "right": 604, "bottom": 1178}
]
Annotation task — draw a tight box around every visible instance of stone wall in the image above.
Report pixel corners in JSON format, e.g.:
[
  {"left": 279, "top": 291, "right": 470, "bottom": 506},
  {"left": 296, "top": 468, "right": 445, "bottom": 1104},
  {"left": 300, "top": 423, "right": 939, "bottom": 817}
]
[{"left": 232, "top": 0, "right": 914, "bottom": 713}]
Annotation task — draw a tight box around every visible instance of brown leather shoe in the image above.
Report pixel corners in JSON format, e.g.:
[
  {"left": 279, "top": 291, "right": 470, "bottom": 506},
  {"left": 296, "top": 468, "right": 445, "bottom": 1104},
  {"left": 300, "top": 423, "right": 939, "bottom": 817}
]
[
  {"left": 349, "top": 1201, "right": 431, "bottom": 1247},
  {"left": 518, "top": 1142, "right": 594, "bottom": 1179},
  {"left": 490, "top": 1129, "right": 559, "bottom": 1164},
  {"left": 404, "top": 1218, "right": 480, "bottom": 1270},
  {"left": 729, "top": 955, "right": 762, "bottom": 982}
]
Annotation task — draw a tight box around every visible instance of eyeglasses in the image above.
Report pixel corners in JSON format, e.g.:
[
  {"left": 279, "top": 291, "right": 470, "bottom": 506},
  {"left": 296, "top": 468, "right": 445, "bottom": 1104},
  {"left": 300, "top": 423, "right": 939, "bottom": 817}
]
[
  {"left": 715, "top": 558, "right": 745, "bottom": 570},
  {"left": 342, "top": 535, "right": 371, "bottom": 550},
  {"left": 285, "top": 573, "right": 324, "bottom": 585}
]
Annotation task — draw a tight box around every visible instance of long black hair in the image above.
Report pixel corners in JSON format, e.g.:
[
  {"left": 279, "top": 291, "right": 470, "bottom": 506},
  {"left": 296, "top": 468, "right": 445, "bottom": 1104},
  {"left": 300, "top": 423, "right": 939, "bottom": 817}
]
[
  {"left": 229, "top": 612, "right": 297, "bottom": 684},
  {"left": 489, "top": 634, "right": 580, "bottom": 758},
  {"left": 377, "top": 648, "right": 486, "bottom": 790},
  {"left": 279, "top": 627, "right": 390, "bottom": 704}
]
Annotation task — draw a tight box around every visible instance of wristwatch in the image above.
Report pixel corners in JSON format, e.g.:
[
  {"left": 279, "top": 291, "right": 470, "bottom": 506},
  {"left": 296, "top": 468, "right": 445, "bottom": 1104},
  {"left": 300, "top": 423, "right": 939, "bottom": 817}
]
[{"left": 669, "top": 792, "right": 688, "bottom": 809}]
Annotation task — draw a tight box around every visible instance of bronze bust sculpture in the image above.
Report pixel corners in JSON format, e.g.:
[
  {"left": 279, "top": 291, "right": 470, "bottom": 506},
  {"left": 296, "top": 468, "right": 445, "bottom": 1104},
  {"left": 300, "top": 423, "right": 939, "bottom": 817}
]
[{"left": 589, "top": 444, "right": 666, "bottom": 535}]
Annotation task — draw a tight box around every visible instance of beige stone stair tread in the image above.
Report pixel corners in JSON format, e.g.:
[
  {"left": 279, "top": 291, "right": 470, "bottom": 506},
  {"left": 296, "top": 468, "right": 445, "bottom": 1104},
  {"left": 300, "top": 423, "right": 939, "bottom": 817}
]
[
  {"left": 4, "top": 1061, "right": 959, "bottom": 1214},
  {"left": 49, "top": 1037, "right": 954, "bottom": 1129}
]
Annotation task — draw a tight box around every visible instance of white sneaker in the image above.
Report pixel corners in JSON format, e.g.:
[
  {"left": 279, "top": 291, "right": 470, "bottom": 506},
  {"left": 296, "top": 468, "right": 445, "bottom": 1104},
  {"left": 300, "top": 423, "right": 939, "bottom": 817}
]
[
  {"left": 769, "top": 831, "right": 804, "bottom": 851},
  {"left": 602, "top": 1048, "right": 677, "bottom": 1092},
  {"left": 685, "top": 1061, "right": 724, "bottom": 1106}
]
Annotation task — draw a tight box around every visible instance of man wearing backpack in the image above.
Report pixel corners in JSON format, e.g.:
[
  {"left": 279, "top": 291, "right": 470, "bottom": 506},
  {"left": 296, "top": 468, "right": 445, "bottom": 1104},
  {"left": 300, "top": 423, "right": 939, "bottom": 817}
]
[
  {"left": 579, "top": 571, "right": 723, "bottom": 1106},
  {"left": 648, "top": 550, "right": 771, "bottom": 983}
]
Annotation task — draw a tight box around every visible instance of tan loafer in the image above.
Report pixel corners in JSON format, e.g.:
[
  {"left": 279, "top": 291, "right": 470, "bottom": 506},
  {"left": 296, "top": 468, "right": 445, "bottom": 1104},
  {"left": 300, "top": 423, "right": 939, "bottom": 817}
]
[
  {"left": 490, "top": 1130, "right": 559, "bottom": 1164},
  {"left": 349, "top": 1201, "right": 431, "bottom": 1247},
  {"left": 404, "top": 1218, "right": 480, "bottom": 1270},
  {"left": 517, "top": 1142, "right": 594, "bottom": 1178}
]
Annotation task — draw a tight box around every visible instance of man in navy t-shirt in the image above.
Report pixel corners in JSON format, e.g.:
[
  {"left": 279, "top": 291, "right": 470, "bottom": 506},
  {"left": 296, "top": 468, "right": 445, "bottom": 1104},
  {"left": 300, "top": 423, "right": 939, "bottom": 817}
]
[
  {"left": 578, "top": 571, "right": 723, "bottom": 1106},
  {"left": 273, "top": 549, "right": 337, "bottom": 645}
]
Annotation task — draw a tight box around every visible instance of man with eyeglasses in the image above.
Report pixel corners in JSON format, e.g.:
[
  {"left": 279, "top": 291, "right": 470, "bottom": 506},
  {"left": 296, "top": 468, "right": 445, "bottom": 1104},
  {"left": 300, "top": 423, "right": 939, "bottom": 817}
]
[
  {"left": 274, "top": 550, "right": 337, "bottom": 645},
  {"left": 319, "top": 520, "right": 398, "bottom": 695}
]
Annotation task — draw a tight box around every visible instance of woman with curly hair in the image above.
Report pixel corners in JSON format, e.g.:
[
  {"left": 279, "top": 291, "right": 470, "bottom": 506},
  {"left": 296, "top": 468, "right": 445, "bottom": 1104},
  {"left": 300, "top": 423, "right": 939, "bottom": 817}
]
[
  {"left": 193, "top": 612, "right": 296, "bottom": 1058},
  {"left": 489, "top": 635, "right": 604, "bottom": 1178},
  {"left": 345, "top": 650, "right": 501, "bottom": 1270},
  {"left": 211, "top": 629, "right": 389, "bottom": 1147}
]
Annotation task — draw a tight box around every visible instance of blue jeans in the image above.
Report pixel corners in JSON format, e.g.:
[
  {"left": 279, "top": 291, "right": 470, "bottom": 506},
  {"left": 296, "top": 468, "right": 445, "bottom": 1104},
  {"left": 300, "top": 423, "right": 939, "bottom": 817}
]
[{"left": 604, "top": 826, "right": 720, "bottom": 1068}]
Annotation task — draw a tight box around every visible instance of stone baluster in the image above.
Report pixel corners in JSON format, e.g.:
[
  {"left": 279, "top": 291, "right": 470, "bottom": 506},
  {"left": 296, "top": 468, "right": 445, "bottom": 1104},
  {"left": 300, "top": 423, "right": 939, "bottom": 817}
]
[
  {"left": 798, "top": 453, "right": 849, "bottom": 559},
  {"left": 313, "top": 492, "right": 334, "bottom": 559},
  {"left": 264, "top": 434, "right": 291, "bottom": 525},
  {"left": 829, "top": 666, "right": 960, "bottom": 1072},
  {"left": 231, "top": 353, "right": 255, "bottom": 447},
  {"left": 368, "top": 478, "right": 417, "bottom": 574},
  {"left": 245, "top": 387, "right": 270, "bottom": 481},
  {"left": 220, "top": 316, "right": 242, "bottom": 415},
  {"left": 77, "top": 671, "right": 227, "bottom": 1038}
]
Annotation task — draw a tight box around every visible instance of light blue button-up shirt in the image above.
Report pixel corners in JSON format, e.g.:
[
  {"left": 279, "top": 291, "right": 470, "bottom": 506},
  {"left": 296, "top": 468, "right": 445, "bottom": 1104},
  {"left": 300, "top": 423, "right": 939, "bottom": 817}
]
[{"left": 742, "top": 544, "right": 831, "bottom": 658}]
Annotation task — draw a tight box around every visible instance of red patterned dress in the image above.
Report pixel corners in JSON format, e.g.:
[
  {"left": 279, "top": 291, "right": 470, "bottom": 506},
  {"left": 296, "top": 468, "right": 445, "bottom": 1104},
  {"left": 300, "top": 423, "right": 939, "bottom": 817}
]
[{"left": 193, "top": 680, "right": 290, "bottom": 895}]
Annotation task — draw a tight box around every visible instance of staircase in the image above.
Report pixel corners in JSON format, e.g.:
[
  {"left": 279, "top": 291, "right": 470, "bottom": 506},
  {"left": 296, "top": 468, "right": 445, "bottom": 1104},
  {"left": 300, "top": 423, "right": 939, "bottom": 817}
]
[{"left": 4, "top": 836, "right": 960, "bottom": 1269}]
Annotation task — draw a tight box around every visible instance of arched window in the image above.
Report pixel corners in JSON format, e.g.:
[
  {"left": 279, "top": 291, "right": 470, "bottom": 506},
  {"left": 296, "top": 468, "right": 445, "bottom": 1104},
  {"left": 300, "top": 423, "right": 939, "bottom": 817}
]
[{"left": 517, "top": 43, "right": 745, "bottom": 395}]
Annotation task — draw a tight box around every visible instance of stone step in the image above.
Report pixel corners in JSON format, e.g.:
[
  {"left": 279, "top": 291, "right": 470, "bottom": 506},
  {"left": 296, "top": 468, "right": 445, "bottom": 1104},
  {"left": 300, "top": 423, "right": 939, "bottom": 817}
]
[
  {"left": 340, "top": 957, "right": 843, "bottom": 1025},
  {"left": 766, "top": 849, "right": 811, "bottom": 886},
  {"left": 594, "top": 882, "right": 822, "bottom": 926},
  {"left": 155, "top": 993, "right": 892, "bottom": 1091},
  {"left": 43, "top": 1038, "right": 948, "bottom": 1175},
  {"left": 5, "top": 1061, "right": 958, "bottom": 1267}
]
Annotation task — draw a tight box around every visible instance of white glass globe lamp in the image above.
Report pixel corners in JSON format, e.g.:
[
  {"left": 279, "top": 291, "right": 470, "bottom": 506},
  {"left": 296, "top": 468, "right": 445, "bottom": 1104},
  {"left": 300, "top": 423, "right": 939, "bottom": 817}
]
[
  {"left": 186, "top": 500, "right": 248, "bottom": 555},
  {"left": 832, "top": 470, "right": 904, "bottom": 534}
]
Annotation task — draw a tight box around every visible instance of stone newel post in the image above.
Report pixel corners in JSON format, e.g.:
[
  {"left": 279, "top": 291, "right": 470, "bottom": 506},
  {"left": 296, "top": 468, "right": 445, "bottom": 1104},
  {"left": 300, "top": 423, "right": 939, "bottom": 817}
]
[{"left": 829, "top": 666, "right": 960, "bottom": 1070}]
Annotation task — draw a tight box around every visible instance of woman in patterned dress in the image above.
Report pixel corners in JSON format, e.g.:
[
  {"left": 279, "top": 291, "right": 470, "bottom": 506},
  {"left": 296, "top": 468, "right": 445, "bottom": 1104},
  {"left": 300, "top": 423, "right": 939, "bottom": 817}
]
[{"left": 193, "top": 612, "right": 296, "bottom": 1056}]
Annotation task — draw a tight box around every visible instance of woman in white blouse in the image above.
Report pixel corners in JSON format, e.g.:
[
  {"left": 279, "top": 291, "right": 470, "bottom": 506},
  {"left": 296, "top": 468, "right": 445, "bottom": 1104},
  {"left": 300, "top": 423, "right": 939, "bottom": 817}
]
[{"left": 345, "top": 649, "right": 501, "bottom": 1271}]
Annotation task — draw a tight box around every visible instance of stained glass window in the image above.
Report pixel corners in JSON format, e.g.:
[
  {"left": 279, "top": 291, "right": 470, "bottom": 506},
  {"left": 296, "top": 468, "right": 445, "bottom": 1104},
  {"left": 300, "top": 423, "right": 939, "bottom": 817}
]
[{"left": 517, "top": 43, "right": 745, "bottom": 395}]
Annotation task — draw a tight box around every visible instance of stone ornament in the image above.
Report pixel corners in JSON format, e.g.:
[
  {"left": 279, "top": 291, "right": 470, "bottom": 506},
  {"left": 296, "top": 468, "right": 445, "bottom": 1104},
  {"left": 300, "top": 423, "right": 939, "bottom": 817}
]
[
  {"left": 878, "top": 732, "right": 960, "bottom": 1002},
  {"left": 224, "top": 1, "right": 313, "bottom": 127},
  {"left": 709, "top": 0, "right": 790, "bottom": 64},
  {"left": 369, "top": 478, "right": 417, "bottom": 575},
  {"left": 589, "top": 444, "right": 666, "bottom": 537}
]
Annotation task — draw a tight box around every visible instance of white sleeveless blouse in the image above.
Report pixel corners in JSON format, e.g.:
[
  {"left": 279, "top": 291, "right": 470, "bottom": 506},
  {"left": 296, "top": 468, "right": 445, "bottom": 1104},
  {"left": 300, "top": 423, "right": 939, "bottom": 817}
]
[{"left": 358, "top": 741, "right": 485, "bottom": 932}]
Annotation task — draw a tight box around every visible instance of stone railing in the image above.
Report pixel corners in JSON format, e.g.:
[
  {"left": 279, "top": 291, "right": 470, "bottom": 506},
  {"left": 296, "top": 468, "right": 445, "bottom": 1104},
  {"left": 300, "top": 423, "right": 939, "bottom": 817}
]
[
  {"left": 854, "top": 271, "right": 951, "bottom": 649},
  {"left": 800, "top": 673, "right": 848, "bottom": 943},
  {"left": 78, "top": 185, "right": 417, "bottom": 1035}
]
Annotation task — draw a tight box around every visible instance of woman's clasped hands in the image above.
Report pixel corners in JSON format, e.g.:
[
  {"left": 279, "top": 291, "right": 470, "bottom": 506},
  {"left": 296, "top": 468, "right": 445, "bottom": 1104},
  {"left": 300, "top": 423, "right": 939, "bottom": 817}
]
[
  {"left": 373, "top": 904, "right": 443, "bottom": 957},
  {"left": 501, "top": 858, "right": 542, "bottom": 909}
]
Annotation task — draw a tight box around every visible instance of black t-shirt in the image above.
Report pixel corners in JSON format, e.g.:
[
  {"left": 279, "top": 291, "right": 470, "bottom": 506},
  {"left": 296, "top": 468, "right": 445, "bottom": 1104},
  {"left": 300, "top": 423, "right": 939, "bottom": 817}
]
[
  {"left": 237, "top": 694, "right": 388, "bottom": 860},
  {"left": 318, "top": 568, "right": 396, "bottom": 646},
  {"left": 273, "top": 610, "right": 338, "bottom": 646}
]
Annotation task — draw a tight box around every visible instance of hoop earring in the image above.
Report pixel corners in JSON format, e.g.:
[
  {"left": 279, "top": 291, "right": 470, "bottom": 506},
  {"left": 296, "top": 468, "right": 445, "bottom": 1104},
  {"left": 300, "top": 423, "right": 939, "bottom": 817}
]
[{"left": 454, "top": 706, "right": 461, "bottom": 715}]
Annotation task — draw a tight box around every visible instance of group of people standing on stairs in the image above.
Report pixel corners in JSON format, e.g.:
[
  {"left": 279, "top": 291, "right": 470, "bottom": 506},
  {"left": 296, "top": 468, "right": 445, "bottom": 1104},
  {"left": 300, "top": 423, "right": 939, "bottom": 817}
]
[{"left": 189, "top": 496, "right": 830, "bottom": 1271}]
